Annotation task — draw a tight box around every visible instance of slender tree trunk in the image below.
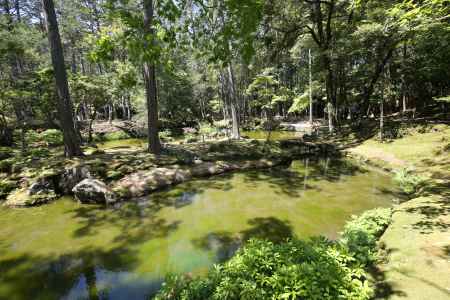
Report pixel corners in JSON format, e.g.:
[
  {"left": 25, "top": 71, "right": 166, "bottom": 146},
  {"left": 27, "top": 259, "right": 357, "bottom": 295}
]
[
  {"left": 42, "top": 0, "right": 83, "bottom": 157},
  {"left": 327, "top": 102, "right": 334, "bottom": 133},
  {"left": 401, "top": 42, "right": 407, "bottom": 114},
  {"left": 227, "top": 63, "right": 240, "bottom": 140},
  {"left": 143, "top": 0, "right": 161, "bottom": 154},
  {"left": 14, "top": 0, "right": 20, "bottom": 21},
  {"left": 88, "top": 110, "right": 97, "bottom": 143},
  {"left": 309, "top": 48, "right": 313, "bottom": 125},
  {"left": 380, "top": 89, "right": 384, "bottom": 141}
]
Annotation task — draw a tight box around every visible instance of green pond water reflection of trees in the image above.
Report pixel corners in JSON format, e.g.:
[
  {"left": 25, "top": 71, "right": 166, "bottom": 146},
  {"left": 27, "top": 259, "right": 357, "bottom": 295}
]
[{"left": 0, "top": 158, "right": 400, "bottom": 299}]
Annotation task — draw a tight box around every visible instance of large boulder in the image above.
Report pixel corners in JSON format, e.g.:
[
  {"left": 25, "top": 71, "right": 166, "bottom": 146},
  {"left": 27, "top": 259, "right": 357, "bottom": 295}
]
[
  {"left": 114, "top": 159, "right": 284, "bottom": 199},
  {"left": 72, "top": 179, "right": 116, "bottom": 205},
  {"left": 114, "top": 167, "right": 191, "bottom": 198}
]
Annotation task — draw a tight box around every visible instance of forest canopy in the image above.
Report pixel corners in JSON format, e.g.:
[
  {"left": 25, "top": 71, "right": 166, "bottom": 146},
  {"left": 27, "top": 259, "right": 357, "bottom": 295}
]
[{"left": 0, "top": 0, "right": 449, "bottom": 155}]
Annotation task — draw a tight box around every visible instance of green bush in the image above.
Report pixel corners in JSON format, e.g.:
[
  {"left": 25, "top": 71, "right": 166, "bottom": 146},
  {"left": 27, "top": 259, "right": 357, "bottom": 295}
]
[
  {"left": 24, "top": 129, "right": 64, "bottom": 146},
  {"left": 160, "top": 129, "right": 174, "bottom": 142},
  {"left": 102, "top": 131, "right": 131, "bottom": 141},
  {"left": 29, "top": 148, "right": 51, "bottom": 157},
  {"left": 156, "top": 238, "right": 373, "bottom": 300},
  {"left": 394, "top": 168, "right": 426, "bottom": 195},
  {"left": 40, "top": 129, "right": 64, "bottom": 146},
  {"left": 0, "top": 179, "right": 16, "bottom": 199},
  {"left": 341, "top": 208, "right": 392, "bottom": 265},
  {"left": 25, "top": 130, "right": 40, "bottom": 144}
]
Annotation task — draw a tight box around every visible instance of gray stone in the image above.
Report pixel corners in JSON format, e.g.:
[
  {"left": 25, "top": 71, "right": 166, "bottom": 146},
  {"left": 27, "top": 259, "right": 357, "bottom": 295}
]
[
  {"left": 72, "top": 179, "right": 116, "bottom": 204},
  {"left": 59, "top": 166, "right": 91, "bottom": 194}
]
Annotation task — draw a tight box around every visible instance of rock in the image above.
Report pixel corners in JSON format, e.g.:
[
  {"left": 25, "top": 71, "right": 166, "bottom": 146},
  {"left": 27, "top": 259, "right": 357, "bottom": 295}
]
[
  {"left": 59, "top": 166, "right": 91, "bottom": 194},
  {"left": 29, "top": 178, "right": 55, "bottom": 196},
  {"left": 114, "top": 159, "right": 284, "bottom": 199},
  {"left": 114, "top": 167, "right": 191, "bottom": 198},
  {"left": 72, "top": 179, "right": 116, "bottom": 204}
]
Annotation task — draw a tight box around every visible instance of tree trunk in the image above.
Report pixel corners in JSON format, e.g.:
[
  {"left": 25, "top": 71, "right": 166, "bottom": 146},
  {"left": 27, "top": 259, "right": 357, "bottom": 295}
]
[
  {"left": 88, "top": 110, "right": 97, "bottom": 143},
  {"left": 14, "top": 0, "right": 20, "bottom": 21},
  {"left": 227, "top": 63, "right": 240, "bottom": 139},
  {"left": 380, "top": 91, "right": 384, "bottom": 141},
  {"left": 143, "top": 0, "right": 161, "bottom": 154},
  {"left": 309, "top": 48, "right": 313, "bottom": 125},
  {"left": 327, "top": 102, "right": 334, "bottom": 133},
  {"left": 401, "top": 42, "right": 407, "bottom": 114},
  {"left": 41, "top": 0, "right": 83, "bottom": 157}
]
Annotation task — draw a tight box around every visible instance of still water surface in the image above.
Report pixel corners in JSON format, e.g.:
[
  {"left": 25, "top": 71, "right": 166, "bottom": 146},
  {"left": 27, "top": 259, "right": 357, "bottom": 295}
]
[{"left": 0, "top": 158, "right": 398, "bottom": 299}]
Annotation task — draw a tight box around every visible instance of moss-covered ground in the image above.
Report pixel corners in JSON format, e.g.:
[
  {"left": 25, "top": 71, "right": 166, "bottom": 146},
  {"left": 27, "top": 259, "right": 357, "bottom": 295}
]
[
  {"left": 0, "top": 136, "right": 323, "bottom": 206},
  {"left": 332, "top": 122, "right": 450, "bottom": 299}
]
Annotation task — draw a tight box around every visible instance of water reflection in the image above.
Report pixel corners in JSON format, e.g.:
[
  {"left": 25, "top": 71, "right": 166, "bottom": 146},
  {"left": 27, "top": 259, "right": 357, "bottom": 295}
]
[
  {"left": 0, "top": 158, "right": 399, "bottom": 300},
  {"left": 63, "top": 267, "right": 162, "bottom": 300}
]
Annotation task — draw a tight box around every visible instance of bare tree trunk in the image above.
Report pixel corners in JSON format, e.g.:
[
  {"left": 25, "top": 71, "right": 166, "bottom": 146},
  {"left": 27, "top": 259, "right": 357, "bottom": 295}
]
[
  {"left": 402, "top": 42, "right": 407, "bottom": 114},
  {"left": 88, "top": 110, "right": 97, "bottom": 143},
  {"left": 327, "top": 102, "right": 334, "bottom": 133},
  {"left": 14, "top": 0, "right": 20, "bottom": 21},
  {"left": 380, "top": 82, "right": 384, "bottom": 141},
  {"left": 309, "top": 48, "right": 313, "bottom": 125},
  {"left": 227, "top": 63, "right": 240, "bottom": 140},
  {"left": 42, "top": 0, "right": 83, "bottom": 157},
  {"left": 143, "top": 0, "right": 161, "bottom": 154}
]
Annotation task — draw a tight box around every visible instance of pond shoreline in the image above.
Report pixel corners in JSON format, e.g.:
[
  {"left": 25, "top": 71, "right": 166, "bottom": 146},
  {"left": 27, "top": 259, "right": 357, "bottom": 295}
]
[{"left": 1, "top": 138, "right": 336, "bottom": 207}]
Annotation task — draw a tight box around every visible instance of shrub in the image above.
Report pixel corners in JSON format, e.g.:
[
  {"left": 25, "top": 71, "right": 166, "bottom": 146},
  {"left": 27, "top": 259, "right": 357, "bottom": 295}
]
[
  {"left": 0, "top": 179, "right": 16, "bottom": 199},
  {"left": 341, "top": 208, "right": 392, "bottom": 265},
  {"left": 394, "top": 168, "right": 426, "bottom": 195},
  {"left": 40, "top": 129, "right": 64, "bottom": 146},
  {"left": 29, "top": 148, "right": 51, "bottom": 158},
  {"left": 156, "top": 238, "right": 373, "bottom": 300},
  {"left": 24, "top": 129, "right": 64, "bottom": 146},
  {"left": 102, "top": 131, "right": 131, "bottom": 141},
  {"left": 160, "top": 129, "right": 173, "bottom": 142}
]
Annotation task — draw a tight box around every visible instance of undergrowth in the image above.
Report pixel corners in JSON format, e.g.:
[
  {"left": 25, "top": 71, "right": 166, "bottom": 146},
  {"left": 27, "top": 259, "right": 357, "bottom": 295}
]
[{"left": 155, "top": 208, "right": 392, "bottom": 300}]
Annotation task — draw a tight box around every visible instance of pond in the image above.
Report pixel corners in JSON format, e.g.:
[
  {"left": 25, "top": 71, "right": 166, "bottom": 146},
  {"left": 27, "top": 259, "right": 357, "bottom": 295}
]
[
  {"left": 241, "top": 130, "right": 301, "bottom": 141},
  {"left": 0, "top": 158, "right": 399, "bottom": 300}
]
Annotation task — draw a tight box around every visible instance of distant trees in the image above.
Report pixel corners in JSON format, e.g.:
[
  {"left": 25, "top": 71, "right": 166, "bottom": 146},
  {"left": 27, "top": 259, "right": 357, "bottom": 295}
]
[{"left": 0, "top": 0, "right": 449, "bottom": 151}]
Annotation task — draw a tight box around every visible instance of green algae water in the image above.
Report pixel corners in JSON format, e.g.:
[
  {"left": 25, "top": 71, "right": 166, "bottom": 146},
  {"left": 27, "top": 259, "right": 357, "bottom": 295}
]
[
  {"left": 0, "top": 158, "right": 399, "bottom": 300},
  {"left": 241, "top": 130, "right": 300, "bottom": 140}
]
